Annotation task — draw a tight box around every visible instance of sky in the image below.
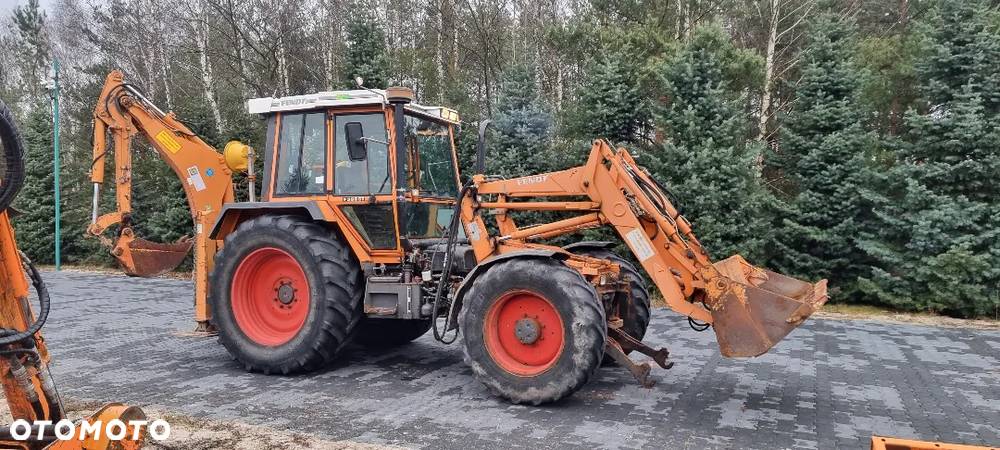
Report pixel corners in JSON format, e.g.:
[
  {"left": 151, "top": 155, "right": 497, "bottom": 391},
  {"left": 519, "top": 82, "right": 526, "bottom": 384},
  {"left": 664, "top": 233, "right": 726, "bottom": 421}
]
[{"left": 0, "top": 0, "right": 57, "bottom": 17}]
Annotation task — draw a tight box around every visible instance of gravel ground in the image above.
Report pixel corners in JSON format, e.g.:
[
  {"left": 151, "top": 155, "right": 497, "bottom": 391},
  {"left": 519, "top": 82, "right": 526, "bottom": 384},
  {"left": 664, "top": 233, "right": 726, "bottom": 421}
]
[{"left": 15, "top": 269, "right": 1000, "bottom": 449}]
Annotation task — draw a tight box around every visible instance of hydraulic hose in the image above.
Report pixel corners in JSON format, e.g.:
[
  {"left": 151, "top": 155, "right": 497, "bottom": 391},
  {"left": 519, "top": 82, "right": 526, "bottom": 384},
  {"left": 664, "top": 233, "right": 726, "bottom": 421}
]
[
  {"left": 0, "top": 99, "right": 49, "bottom": 344},
  {"left": 430, "top": 181, "right": 475, "bottom": 344},
  {"left": 0, "top": 100, "right": 63, "bottom": 420},
  {"left": 0, "top": 256, "right": 51, "bottom": 345},
  {"left": 0, "top": 99, "right": 26, "bottom": 212}
]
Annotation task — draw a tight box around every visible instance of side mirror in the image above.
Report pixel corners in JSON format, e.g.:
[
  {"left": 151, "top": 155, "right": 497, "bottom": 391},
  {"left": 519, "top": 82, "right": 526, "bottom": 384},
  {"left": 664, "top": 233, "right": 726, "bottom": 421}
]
[{"left": 345, "top": 122, "right": 367, "bottom": 161}]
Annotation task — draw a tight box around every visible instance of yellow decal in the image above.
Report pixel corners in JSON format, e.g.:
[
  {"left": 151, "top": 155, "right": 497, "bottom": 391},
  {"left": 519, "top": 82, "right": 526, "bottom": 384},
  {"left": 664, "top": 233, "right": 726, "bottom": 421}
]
[{"left": 155, "top": 130, "right": 182, "bottom": 153}]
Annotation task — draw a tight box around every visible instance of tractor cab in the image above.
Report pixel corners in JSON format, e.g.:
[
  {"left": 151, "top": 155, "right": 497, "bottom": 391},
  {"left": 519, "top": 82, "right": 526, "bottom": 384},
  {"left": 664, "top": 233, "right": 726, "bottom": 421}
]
[{"left": 245, "top": 87, "right": 463, "bottom": 261}]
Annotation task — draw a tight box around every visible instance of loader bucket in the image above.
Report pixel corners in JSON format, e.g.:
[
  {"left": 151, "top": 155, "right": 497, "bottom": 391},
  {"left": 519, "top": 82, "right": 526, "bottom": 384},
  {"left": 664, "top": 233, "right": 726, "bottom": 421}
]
[
  {"left": 117, "top": 236, "right": 193, "bottom": 277},
  {"left": 707, "top": 255, "right": 828, "bottom": 357}
]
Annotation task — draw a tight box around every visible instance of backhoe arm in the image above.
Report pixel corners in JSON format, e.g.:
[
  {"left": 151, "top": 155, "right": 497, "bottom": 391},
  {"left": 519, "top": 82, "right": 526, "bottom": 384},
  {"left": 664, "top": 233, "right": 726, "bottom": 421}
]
[
  {"left": 90, "top": 70, "right": 235, "bottom": 329},
  {"left": 460, "top": 140, "right": 828, "bottom": 357}
]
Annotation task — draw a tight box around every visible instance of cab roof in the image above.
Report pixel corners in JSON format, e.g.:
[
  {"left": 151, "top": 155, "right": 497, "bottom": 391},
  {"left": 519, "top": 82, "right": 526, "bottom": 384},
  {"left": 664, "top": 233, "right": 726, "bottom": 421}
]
[{"left": 246, "top": 89, "right": 461, "bottom": 124}]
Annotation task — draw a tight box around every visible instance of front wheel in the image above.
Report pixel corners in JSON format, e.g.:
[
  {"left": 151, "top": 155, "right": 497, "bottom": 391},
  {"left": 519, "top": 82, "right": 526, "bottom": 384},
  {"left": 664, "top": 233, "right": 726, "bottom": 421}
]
[
  {"left": 460, "top": 257, "right": 606, "bottom": 405},
  {"left": 209, "top": 215, "right": 363, "bottom": 374}
]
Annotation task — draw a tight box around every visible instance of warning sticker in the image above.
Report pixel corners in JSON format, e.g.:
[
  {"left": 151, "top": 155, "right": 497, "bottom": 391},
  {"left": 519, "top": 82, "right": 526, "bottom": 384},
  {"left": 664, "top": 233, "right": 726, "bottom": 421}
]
[
  {"left": 155, "top": 130, "right": 182, "bottom": 153},
  {"left": 186, "top": 166, "right": 207, "bottom": 192},
  {"left": 467, "top": 222, "right": 481, "bottom": 241},
  {"left": 625, "top": 229, "right": 656, "bottom": 262}
]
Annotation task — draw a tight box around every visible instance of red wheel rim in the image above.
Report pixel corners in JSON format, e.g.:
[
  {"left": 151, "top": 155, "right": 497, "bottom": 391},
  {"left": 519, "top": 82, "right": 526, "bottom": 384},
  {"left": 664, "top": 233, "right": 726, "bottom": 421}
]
[
  {"left": 231, "top": 247, "right": 310, "bottom": 346},
  {"left": 483, "top": 290, "right": 565, "bottom": 376}
]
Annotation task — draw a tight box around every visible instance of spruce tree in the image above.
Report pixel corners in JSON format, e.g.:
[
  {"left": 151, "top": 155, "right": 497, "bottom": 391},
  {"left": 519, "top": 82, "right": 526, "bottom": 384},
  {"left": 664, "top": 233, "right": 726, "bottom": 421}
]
[
  {"left": 859, "top": 87, "right": 1000, "bottom": 317},
  {"left": 343, "top": 23, "right": 390, "bottom": 89},
  {"left": 12, "top": 107, "right": 56, "bottom": 263},
  {"left": 768, "top": 15, "right": 875, "bottom": 299},
  {"left": 488, "top": 65, "right": 558, "bottom": 231},
  {"left": 648, "top": 25, "right": 772, "bottom": 261},
  {"left": 569, "top": 48, "right": 650, "bottom": 145},
  {"left": 858, "top": 1, "right": 1000, "bottom": 317},
  {"left": 917, "top": 0, "right": 1000, "bottom": 114},
  {"left": 12, "top": 0, "right": 49, "bottom": 102},
  {"left": 490, "top": 65, "right": 553, "bottom": 177}
]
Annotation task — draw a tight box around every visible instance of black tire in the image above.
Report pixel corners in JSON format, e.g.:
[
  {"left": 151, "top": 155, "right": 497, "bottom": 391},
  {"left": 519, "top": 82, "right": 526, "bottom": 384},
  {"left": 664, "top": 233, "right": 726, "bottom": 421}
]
[
  {"left": 354, "top": 318, "right": 432, "bottom": 347},
  {"left": 209, "top": 215, "right": 363, "bottom": 374},
  {"left": 572, "top": 248, "right": 651, "bottom": 358},
  {"left": 0, "top": 100, "right": 26, "bottom": 212},
  {"left": 460, "top": 257, "right": 606, "bottom": 405}
]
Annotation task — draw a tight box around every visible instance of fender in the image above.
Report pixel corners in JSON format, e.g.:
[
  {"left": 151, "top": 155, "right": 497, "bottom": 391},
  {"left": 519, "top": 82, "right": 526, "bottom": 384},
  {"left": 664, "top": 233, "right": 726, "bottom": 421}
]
[
  {"left": 562, "top": 240, "right": 616, "bottom": 253},
  {"left": 448, "top": 249, "right": 569, "bottom": 327},
  {"left": 208, "top": 201, "right": 326, "bottom": 240}
]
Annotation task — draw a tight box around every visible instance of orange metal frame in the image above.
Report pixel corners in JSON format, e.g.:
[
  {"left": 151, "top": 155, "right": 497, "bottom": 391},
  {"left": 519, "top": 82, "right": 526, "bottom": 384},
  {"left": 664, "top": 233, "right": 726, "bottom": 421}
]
[
  {"left": 871, "top": 435, "right": 996, "bottom": 450},
  {"left": 91, "top": 71, "right": 236, "bottom": 329},
  {"left": 458, "top": 140, "right": 829, "bottom": 356},
  {"left": 261, "top": 106, "right": 463, "bottom": 264},
  {"left": 89, "top": 71, "right": 824, "bottom": 357},
  {"left": 0, "top": 211, "right": 145, "bottom": 449},
  {"left": 460, "top": 140, "right": 714, "bottom": 321},
  {"left": 91, "top": 71, "right": 465, "bottom": 327}
]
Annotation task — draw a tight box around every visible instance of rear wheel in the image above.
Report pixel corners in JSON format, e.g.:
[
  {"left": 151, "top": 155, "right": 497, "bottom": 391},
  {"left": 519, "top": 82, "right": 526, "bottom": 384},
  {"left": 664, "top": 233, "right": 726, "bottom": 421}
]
[
  {"left": 209, "top": 215, "right": 363, "bottom": 374},
  {"left": 460, "top": 258, "right": 606, "bottom": 405},
  {"left": 572, "top": 247, "right": 651, "bottom": 360},
  {"left": 354, "top": 318, "right": 432, "bottom": 347}
]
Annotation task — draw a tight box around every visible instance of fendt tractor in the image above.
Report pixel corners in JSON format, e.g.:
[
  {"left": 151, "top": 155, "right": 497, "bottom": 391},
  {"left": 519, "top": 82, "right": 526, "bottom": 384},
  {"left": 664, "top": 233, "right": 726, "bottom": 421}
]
[{"left": 88, "top": 70, "right": 828, "bottom": 404}]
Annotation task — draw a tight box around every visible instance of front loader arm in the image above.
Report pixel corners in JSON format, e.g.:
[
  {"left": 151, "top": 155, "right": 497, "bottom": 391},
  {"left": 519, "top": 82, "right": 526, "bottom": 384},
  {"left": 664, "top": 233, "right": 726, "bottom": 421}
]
[
  {"left": 90, "top": 70, "right": 235, "bottom": 329},
  {"left": 460, "top": 140, "right": 828, "bottom": 357}
]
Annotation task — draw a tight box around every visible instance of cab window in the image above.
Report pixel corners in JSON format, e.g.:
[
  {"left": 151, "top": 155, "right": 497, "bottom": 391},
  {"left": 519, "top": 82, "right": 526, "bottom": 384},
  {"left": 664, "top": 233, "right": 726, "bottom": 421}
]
[
  {"left": 334, "top": 113, "right": 390, "bottom": 195},
  {"left": 403, "top": 114, "right": 458, "bottom": 198},
  {"left": 274, "top": 112, "right": 326, "bottom": 195}
]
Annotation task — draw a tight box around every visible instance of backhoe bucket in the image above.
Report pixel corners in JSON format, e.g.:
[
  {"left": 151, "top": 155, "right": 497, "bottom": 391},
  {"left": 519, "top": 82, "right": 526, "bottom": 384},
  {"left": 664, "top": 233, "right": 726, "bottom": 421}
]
[
  {"left": 707, "top": 255, "right": 828, "bottom": 357},
  {"left": 116, "top": 236, "right": 193, "bottom": 277}
]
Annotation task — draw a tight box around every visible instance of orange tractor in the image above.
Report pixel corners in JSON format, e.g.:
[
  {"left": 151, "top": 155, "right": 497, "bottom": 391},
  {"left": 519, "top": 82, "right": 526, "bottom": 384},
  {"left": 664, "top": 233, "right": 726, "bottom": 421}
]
[{"left": 89, "top": 70, "right": 828, "bottom": 404}]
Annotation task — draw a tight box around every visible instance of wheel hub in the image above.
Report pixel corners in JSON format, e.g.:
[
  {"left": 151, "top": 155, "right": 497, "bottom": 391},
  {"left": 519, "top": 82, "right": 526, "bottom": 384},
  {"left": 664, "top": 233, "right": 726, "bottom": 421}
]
[
  {"left": 514, "top": 318, "right": 541, "bottom": 344},
  {"left": 230, "top": 247, "right": 311, "bottom": 346},
  {"left": 276, "top": 281, "right": 296, "bottom": 305},
  {"left": 483, "top": 290, "right": 565, "bottom": 376}
]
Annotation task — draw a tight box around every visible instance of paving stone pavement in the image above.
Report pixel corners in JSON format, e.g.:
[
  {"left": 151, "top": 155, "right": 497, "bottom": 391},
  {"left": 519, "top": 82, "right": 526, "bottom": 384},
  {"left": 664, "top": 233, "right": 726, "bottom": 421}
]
[{"left": 36, "top": 270, "right": 999, "bottom": 449}]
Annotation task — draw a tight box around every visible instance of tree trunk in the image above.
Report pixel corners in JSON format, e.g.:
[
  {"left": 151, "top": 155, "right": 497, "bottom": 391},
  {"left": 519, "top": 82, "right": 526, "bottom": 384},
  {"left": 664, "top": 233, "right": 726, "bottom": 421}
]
[
  {"left": 195, "top": 10, "right": 224, "bottom": 136},
  {"left": 277, "top": 34, "right": 290, "bottom": 95},
  {"left": 158, "top": 38, "right": 173, "bottom": 110},
  {"left": 676, "top": 0, "right": 685, "bottom": 39},
  {"left": 757, "top": 0, "right": 779, "bottom": 143},
  {"left": 436, "top": 0, "right": 445, "bottom": 101}
]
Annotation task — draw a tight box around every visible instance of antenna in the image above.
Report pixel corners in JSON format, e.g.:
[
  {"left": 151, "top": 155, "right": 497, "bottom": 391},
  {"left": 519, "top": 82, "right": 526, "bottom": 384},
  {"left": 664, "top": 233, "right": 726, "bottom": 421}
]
[{"left": 354, "top": 77, "right": 387, "bottom": 105}]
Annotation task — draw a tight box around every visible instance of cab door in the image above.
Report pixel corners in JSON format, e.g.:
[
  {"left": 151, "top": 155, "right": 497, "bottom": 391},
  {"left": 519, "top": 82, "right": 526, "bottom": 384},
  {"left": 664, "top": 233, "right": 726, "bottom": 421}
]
[
  {"left": 330, "top": 111, "right": 399, "bottom": 251},
  {"left": 398, "top": 113, "right": 461, "bottom": 241}
]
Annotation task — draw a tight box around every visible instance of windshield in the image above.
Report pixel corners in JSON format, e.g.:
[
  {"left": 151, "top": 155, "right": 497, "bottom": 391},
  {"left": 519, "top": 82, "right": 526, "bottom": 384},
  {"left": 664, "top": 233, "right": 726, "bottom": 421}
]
[{"left": 403, "top": 114, "right": 458, "bottom": 198}]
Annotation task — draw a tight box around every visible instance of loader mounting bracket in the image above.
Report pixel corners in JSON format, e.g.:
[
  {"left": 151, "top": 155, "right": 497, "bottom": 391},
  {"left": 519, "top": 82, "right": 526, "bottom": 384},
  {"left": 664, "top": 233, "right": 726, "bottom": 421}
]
[
  {"left": 606, "top": 329, "right": 674, "bottom": 388},
  {"left": 605, "top": 339, "right": 654, "bottom": 388}
]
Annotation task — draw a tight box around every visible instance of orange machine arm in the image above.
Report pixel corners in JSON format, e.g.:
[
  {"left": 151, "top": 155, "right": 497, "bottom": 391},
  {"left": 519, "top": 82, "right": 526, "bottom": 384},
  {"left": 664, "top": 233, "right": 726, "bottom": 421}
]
[
  {"left": 90, "top": 70, "right": 235, "bottom": 330},
  {"left": 0, "top": 210, "right": 148, "bottom": 450},
  {"left": 1, "top": 97, "right": 145, "bottom": 449},
  {"left": 460, "top": 140, "right": 828, "bottom": 357}
]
